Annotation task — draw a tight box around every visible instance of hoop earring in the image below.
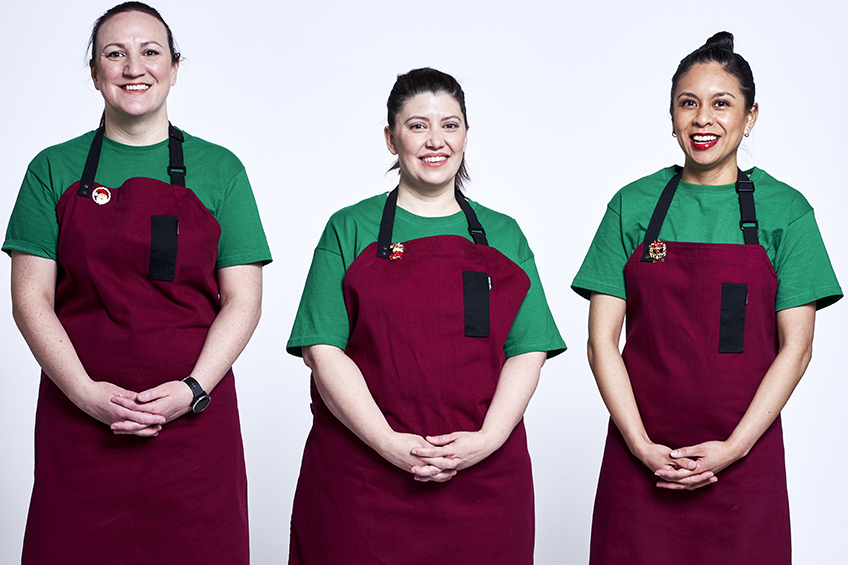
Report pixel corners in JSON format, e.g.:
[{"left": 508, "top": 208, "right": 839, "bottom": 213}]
[{"left": 671, "top": 132, "right": 677, "bottom": 138}]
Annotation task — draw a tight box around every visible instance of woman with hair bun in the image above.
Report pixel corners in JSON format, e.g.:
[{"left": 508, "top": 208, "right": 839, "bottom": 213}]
[
  {"left": 286, "top": 67, "right": 565, "bottom": 564},
  {"left": 573, "top": 32, "right": 841, "bottom": 563},
  {"left": 4, "top": 2, "right": 270, "bottom": 562}
]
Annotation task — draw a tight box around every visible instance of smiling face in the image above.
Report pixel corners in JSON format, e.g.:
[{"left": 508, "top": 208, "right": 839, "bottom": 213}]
[
  {"left": 384, "top": 92, "right": 468, "bottom": 195},
  {"left": 672, "top": 62, "right": 758, "bottom": 184},
  {"left": 90, "top": 10, "right": 178, "bottom": 128}
]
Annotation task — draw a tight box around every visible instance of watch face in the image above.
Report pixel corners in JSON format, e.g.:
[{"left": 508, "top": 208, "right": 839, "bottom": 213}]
[{"left": 192, "top": 395, "right": 211, "bottom": 413}]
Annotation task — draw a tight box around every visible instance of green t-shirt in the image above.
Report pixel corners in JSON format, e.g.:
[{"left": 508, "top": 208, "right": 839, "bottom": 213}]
[
  {"left": 3, "top": 129, "right": 272, "bottom": 269},
  {"left": 571, "top": 166, "right": 842, "bottom": 311},
  {"left": 287, "top": 193, "right": 566, "bottom": 359}
]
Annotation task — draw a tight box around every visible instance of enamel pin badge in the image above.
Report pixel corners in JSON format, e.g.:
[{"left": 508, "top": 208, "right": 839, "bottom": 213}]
[
  {"left": 389, "top": 242, "right": 405, "bottom": 261},
  {"left": 648, "top": 240, "right": 667, "bottom": 263},
  {"left": 92, "top": 187, "right": 111, "bottom": 205}
]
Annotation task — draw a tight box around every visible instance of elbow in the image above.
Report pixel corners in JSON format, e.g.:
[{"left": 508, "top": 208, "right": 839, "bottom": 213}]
[
  {"left": 302, "top": 345, "right": 327, "bottom": 371},
  {"left": 251, "top": 301, "right": 262, "bottom": 328},
  {"left": 302, "top": 346, "right": 316, "bottom": 370},
  {"left": 11, "top": 302, "right": 25, "bottom": 333},
  {"left": 586, "top": 338, "right": 598, "bottom": 370},
  {"left": 800, "top": 341, "right": 813, "bottom": 371}
]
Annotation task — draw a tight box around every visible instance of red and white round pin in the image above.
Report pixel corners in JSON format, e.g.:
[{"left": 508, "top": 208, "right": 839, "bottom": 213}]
[{"left": 92, "top": 187, "right": 111, "bottom": 205}]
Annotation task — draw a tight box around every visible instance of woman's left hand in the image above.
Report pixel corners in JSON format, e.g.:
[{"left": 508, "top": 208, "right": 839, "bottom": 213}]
[
  {"left": 111, "top": 380, "right": 193, "bottom": 427},
  {"left": 655, "top": 440, "right": 741, "bottom": 490},
  {"left": 410, "top": 431, "right": 498, "bottom": 474}
]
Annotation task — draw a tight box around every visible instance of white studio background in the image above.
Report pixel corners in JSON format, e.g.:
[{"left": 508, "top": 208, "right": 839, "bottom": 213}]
[{"left": 1, "top": 0, "right": 845, "bottom": 562}]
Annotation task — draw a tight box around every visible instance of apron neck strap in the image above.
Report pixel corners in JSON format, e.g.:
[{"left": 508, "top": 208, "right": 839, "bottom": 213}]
[
  {"left": 736, "top": 169, "right": 758, "bottom": 245},
  {"left": 77, "top": 123, "right": 186, "bottom": 197},
  {"left": 168, "top": 124, "right": 186, "bottom": 187},
  {"left": 640, "top": 167, "right": 758, "bottom": 262},
  {"left": 455, "top": 189, "right": 488, "bottom": 245},
  {"left": 377, "top": 187, "right": 488, "bottom": 258},
  {"left": 78, "top": 127, "right": 106, "bottom": 197}
]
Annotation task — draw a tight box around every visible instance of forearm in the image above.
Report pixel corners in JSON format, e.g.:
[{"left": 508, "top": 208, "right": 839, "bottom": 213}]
[
  {"left": 304, "top": 344, "right": 394, "bottom": 452},
  {"left": 725, "top": 303, "right": 815, "bottom": 458},
  {"left": 479, "top": 351, "right": 545, "bottom": 447},
  {"left": 11, "top": 252, "right": 91, "bottom": 404},
  {"left": 589, "top": 341, "right": 661, "bottom": 462},
  {"left": 587, "top": 293, "right": 653, "bottom": 458},
  {"left": 188, "top": 264, "right": 263, "bottom": 393}
]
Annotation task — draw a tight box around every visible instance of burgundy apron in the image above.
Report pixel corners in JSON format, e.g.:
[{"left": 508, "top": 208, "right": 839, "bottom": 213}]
[
  {"left": 290, "top": 189, "right": 535, "bottom": 564},
  {"left": 590, "top": 169, "right": 789, "bottom": 564},
  {"left": 22, "top": 127, "right": 249, "bottom": 564}
]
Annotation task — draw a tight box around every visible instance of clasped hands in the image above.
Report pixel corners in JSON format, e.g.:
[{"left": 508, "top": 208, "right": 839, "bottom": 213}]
[
  {"left": 380, "top": 430, "right": 498, "bottom": 484},
  {"left": 79, "top": 379, "right": 195, "bottom": 437},
  {"left": 642, "top": 440, "right": 742, "bottom": 491}
]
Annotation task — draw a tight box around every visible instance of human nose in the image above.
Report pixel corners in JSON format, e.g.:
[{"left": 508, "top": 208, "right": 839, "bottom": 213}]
[
  {"left": 694, "top": 105, "right": 714, "bottom": 127},
  {"left": 425, "top": 128, "right": 445, "bottom": 149},
  {"left": 123, "top": 53, "right": 144, "bottom": 77}
]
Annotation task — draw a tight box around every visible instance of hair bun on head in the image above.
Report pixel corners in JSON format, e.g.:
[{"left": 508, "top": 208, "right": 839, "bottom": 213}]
[
  {"left": 704, "top": 31, "right": 735, "bottom": 52},
  {"left": 670, "top": 30, "right": 755, "bottom": 113}
]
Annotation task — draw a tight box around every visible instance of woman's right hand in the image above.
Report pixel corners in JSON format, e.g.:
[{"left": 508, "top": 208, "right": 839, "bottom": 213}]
[
  {"left": 634, "top": 440, "right": 716, "bottom": 490},
  {"left": 377, "top": 431, "right": 457, "bottom": 483},
  {"left": 76, "top": 380, "right": 166, "bottom": 437}
]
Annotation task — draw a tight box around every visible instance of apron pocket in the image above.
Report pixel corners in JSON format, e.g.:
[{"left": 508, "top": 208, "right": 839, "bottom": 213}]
[
  {"left": 149, "top": 215, "right": 179, "bottom": 282},
  {"left": 463, "top": 270, "right": 490, "bottom": 338},
  {"left": 719, "top": 282, "right": 747, "bottom": 353}
]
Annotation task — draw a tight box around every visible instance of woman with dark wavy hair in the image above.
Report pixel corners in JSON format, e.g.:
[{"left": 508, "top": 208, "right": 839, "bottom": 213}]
[{"left": 573, "top": 32, "right": 841, "bottom": 563}]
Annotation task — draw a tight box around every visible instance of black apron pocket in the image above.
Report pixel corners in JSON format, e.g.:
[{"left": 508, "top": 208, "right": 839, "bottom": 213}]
[
  {"left": 149, "top": 215, "right": 179, "bottom": 282},
  {"left": 463, "top": 271, "right": 490, "bottom": 338},
  {"left": 719, "top": 282, "right": 748, "bottom": 353}
]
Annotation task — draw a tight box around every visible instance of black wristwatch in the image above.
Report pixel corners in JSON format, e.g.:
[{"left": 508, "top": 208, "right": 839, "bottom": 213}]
[{"left": 182, "top": 376, "right": 211, "bottom": 413}]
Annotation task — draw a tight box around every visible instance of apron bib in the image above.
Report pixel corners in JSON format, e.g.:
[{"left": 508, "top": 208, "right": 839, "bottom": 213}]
[
  {"left": 290, "top": 189, "right": 535, "bottom": 564},
  {"left": 23, "top": 127, "right": 249, "bottom": 565},
  {"left": 590, "top": 169, "right": 789, "bottom": 564}
]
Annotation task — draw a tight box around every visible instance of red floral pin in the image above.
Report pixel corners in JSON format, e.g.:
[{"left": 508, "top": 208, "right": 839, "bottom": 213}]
[
  {"left": 648, "top": 240, "right": 667, "bottom": 263},
  {"left": 389, "top": 242, "right": 405, "bottom": 261}
]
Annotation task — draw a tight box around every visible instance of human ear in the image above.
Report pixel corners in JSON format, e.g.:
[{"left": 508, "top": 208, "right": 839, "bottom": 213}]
[
  {"left": 384, "top": 126, "right": 398, "bottom": 155},
  {"left": 745, "top": 103, "right": 759, "bottom": 135},
  {"left": 90, "top": 63, "right": 100, "bottom": 91}
]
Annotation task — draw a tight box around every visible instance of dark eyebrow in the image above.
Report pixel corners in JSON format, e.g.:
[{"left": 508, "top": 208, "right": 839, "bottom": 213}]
[
  {"left": 102, "top": 40, "right": 164, "bottom": 50},
  {"left": 676, "top": 91, "right": 737, "bottom": 100}
]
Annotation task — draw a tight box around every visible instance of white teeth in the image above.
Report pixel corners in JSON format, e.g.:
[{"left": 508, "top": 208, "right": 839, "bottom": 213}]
[
  {"left": 123, "top": 84, "right": 149, "bottom": 91},
  {"left": 422, "top": 156, "right": 447, "bottom": 163},
  {"left": 693, "top": 134, "right": 718, "bottom": 142}
]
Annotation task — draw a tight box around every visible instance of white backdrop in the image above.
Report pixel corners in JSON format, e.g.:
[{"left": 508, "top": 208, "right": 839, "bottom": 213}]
[{"left": 1, "top": 1, "right": 845, "bottom": 562}]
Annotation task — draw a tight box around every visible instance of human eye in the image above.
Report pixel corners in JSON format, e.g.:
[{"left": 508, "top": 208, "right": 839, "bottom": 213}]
[
  {"left": 679, "top": 99, "right": 696, "bottom": 108},
  {"left": 409, "top": 123, "right": 425, "bottom": 131},
  {"left": 143, "top": 49, "right": 160, "bottom": 57},
  {"left": 714, "top": 99, "right": 730, "bottom": 108},
  {"left": 105, "top": 50, "right": 124, "bottom": 59},
  {"left": 444, "top": 122, "right": 459, "bottom": 129}
]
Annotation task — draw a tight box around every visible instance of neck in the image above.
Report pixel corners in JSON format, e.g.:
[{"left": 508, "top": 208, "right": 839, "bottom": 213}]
[
  {"left": 103, "top": 110, "right": 170, "bottom": 146},
  {"left": 396, "top": 180, "right": 461, "bottom": 217},
  {"left": 681, "top": 157, "right": 739, "bottom": 185}
]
